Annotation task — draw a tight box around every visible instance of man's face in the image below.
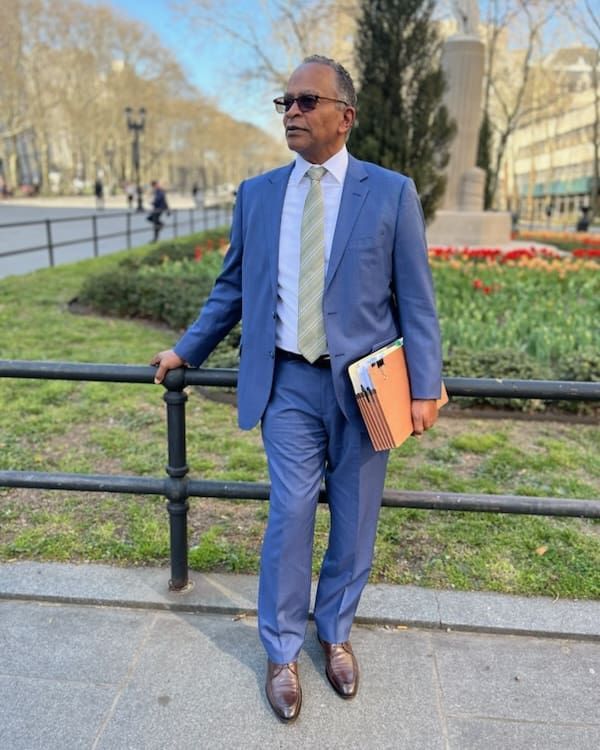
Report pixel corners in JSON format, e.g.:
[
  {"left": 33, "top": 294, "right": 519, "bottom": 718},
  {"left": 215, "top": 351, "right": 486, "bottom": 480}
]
[{"left": 282, "top": 63, "right": 355, "bottom": 164}]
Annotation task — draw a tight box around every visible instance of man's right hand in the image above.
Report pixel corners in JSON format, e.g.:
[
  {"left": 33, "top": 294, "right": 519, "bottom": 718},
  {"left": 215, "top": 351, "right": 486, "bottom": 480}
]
[{"left": 150, "top": 349, "right": 186, "bottom": 384}]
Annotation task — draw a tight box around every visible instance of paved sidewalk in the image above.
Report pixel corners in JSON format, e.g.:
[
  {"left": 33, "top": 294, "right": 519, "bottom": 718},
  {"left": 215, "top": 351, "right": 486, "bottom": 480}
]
[
  {"left": 0, "top": 562, "right": 598, "bottom": 749},
  {"left": 1, "top": 193, "right": 197, "bottom": 211}
]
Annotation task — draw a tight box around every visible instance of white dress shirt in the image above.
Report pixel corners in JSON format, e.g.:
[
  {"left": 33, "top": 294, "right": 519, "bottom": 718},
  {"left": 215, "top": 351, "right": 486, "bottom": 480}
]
[{"left": 275, "top": 145, "right": 349, "bottom": 353}]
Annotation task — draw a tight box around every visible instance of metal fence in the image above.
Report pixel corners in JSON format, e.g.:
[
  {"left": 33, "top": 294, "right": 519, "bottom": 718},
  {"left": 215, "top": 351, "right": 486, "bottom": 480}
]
[
  {"left": 0, "top": 359, "right": 599, "bottom": 591},
  {"left": 0, "top": 204, "right": 233, "bottom": 270}
]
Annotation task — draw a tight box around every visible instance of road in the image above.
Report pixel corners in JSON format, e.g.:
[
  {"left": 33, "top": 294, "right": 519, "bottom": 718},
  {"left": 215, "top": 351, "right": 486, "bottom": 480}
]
[{"left": 0, "top": 196, "right": 232, "bottom": 279}]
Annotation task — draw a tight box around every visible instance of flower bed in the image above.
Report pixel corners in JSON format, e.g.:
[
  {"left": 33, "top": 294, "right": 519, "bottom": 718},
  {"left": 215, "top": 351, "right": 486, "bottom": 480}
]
[
  {"left": 429, "top": 244, "right": 599, "bottom": 409},
  {"left": 429, "top": 245, "right": 565, "bottom": 261},
  {"left": 515, "top": 230, "right": 600, "bottom": 254}
]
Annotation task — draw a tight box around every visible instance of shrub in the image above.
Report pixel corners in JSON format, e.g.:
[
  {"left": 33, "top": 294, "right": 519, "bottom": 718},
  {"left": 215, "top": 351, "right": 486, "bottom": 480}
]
[
  {"left": 79, "top": 260, "right": 216, "bottom": 329},
  {"left": 557, "top": 350, "right": 600, "bottom": 382},
  {"left": 554, "top": 350, "right": 600, "bottom": 415},
  {"left": 78, "top": 228, "right": 240, "bottom": 368},
  {"left": 443, "top": 347, "right": 551, "bottom": 411},
  {"left": 79, "top": 230, "right": 228, "bottom": 329},
  {"left": 118, "top": 229, "right": 230, "bottom": 271}
]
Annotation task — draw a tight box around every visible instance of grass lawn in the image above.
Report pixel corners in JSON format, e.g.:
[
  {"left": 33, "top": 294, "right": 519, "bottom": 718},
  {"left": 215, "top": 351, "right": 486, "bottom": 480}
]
[{"left": 0, "top": 240, "right": 599, "bottom": 599}]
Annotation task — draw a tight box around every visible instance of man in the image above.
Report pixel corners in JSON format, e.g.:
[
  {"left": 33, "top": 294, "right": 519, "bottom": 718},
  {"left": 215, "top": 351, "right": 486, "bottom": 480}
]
[
  {"left": 152, "top": 55, "right": 442, "bottom": 723},
  {"left": 94, "top": 176, "right": 104, "bottom": 210},
  {"left": 147, "top": 180, "right": 169, "bottom": 242}
]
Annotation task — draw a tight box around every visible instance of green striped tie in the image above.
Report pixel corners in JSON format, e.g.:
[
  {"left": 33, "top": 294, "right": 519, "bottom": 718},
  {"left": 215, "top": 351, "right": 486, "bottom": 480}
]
[{"left": 298, "top": 166, "right": 327, "bottom": 362}]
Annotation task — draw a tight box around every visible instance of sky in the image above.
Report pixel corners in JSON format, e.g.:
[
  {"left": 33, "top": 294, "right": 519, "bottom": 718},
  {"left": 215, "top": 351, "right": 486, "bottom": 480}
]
[
  {"left": 106, "top": 0, "right": 228, "bottom": 92},
  {"left": 88, "top": 0, "right": 280, "bottom": 133}
]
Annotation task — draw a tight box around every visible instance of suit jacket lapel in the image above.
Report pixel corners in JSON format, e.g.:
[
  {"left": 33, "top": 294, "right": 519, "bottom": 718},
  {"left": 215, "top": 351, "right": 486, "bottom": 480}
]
[
  {"left": 325, "top": 155, "right": 369, "bottom": 290},
  {"left": 264, "top": 162, "right": 294, "bottom": 300}
]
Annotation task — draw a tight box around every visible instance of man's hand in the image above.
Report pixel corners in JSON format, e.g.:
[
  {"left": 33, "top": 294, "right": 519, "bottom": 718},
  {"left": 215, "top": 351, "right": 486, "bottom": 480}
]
[
  {"left": 411, "top": 399, "right": 439, "bottom": 437},
  {"left": 150, "top": 349, "right": 186, "bottom": 384}
]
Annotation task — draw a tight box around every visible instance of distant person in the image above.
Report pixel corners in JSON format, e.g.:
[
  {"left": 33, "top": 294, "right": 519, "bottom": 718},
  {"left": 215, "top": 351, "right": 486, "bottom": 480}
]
[
  {"left": 94, "top": 177, "right": 104, "bottom": 210},
  {"left": 125, "top": 182, "right": 135, "bottom": 210},
  {"left": 147, "top": 180, "right": 169, "bottom": 242},
  {"left": 576, "top": 206, "right": 590, "bottom": 232},
  {"left": 511, "top": 210, "right": 519, "bottom": 233},
  {"left": 192, "top": 181, "right": 204, "bottom": 208}
]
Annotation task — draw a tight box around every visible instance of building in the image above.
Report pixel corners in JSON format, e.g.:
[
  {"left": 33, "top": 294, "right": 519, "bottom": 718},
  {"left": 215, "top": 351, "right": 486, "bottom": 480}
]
[{"left": 508, "top": 46, "right": 598, "bottom": 228}]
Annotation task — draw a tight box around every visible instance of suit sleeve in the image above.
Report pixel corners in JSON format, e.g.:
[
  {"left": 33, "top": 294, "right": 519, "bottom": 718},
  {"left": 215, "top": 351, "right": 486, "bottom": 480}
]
[
  {"left": 392, "top": 178, "right": 443, "bottom": 399},
  {"left": 173, "top": 182, "right": 245, "bottom": 367}
]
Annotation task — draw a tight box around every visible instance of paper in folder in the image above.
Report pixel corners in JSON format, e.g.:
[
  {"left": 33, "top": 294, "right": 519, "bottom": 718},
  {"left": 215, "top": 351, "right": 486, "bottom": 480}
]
[{"left": 347, "top": 339, "right": 448, "bottom": 451}]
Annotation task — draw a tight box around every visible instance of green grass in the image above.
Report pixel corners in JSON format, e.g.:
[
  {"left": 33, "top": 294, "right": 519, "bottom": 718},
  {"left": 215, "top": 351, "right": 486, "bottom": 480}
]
[{"left": 0, "top": 238, "right": 599, "bottom": 599}]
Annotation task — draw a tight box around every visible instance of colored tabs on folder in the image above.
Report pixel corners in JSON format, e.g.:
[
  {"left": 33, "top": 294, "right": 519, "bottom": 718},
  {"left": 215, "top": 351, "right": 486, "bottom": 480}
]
[{"left": 348, "top": 338, "right": 448, "bottom": 451}]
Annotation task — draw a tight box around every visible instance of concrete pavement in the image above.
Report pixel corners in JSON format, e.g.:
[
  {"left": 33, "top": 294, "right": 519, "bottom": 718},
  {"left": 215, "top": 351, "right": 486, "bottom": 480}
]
[
  {"left": 1, "top": 193, "right": 197, "bottom": 211},
  {"left": 0, "top": 562, "right": 599, "bottom": 749}
]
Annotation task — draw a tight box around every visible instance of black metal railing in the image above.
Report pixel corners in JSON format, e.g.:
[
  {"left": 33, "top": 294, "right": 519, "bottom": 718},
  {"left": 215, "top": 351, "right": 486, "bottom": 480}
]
[
  {"left": 0, "top": 204, "right": 233, "bottom": 270},
  {"left": 0, "top": 359, "right": 599, "bottom": 591}
]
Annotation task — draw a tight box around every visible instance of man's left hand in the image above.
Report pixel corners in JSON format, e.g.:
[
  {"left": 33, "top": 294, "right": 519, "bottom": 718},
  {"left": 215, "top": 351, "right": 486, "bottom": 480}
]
[{"left": 411, "top": 399, "right": 439, "bottom": 437}]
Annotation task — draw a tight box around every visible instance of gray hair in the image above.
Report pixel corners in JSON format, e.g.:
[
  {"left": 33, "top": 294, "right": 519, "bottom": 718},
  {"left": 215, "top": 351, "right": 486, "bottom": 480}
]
[{"left": 302, "top": 54, "right": 357, "bottom": 108}]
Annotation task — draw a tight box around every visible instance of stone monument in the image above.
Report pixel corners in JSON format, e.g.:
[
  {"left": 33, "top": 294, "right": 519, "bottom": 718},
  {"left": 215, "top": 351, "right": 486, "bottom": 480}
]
[{"left": 427, "top": 0, "right": 511, "bottom": 246}]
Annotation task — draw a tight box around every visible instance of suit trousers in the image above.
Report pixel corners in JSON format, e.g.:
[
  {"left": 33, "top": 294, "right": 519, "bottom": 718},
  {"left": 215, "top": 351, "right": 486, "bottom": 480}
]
[{"left": 258, "top": 356, "right": 389, "bottom": 664}]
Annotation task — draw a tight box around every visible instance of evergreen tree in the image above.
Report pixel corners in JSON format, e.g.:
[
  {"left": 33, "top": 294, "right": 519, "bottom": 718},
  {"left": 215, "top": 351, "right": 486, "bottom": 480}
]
[
  {"left": 351, "top": 0, "right": 455, "bottom": 221},
  {"left": 476, "top": 111, "right": 494, "bottom": 210}
]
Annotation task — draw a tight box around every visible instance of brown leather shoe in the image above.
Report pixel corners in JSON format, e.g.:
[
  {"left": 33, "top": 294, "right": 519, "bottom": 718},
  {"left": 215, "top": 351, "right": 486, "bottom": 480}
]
[
  {"left": 265, "top": 660, "right": 302, "bottom": 722},
  {"left": 319, "top": 637, "right": 359, "bottom": 698}
]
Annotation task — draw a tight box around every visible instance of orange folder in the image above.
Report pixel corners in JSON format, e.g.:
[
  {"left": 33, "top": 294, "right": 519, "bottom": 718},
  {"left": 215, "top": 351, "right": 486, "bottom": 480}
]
[{"left": 348, "top": 340, "right": 448, "bottom": 451}]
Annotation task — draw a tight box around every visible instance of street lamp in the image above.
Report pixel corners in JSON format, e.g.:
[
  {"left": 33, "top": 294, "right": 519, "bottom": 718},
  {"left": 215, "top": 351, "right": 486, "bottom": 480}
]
[{"left": 125, "top": 106, "right": 146, "bottom": 212}]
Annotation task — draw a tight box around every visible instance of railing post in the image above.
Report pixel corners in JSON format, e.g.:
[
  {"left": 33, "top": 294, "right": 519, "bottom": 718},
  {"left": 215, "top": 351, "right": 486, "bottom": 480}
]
[
  {"left": 45, "top": 219, "right": 54, "bottom": 267},
  {"left": 173, "top": 209, "right": 178, "bottom": 238},
  {"left": 92, "top": 215, "right": 99, "bottom": 257},
  {"left": 189, "top": 208, "right": 194, "bottom": 235},
  {"left": 163, "top": 368, "right": 190, "bottom": 591}
]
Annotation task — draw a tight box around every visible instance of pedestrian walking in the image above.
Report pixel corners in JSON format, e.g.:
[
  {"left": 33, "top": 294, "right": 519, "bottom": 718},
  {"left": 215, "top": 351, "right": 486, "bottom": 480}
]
[
  {"left": 147, "top": 180, "right": 169, "bottom": 242},
  {"left": 192, "top": 182, "right": 204, "bottom": 208},
  {"left": 125, "top": 182, "right": 135, "bottom": 210},
  {"left": 94, "top": 177, "right": 104, "bottom": 210}
]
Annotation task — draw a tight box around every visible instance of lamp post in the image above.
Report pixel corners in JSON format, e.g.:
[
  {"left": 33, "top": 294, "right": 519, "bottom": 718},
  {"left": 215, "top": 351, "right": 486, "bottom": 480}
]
[{"left": 125, "top": 106, "right": 146, "bottom": 212}]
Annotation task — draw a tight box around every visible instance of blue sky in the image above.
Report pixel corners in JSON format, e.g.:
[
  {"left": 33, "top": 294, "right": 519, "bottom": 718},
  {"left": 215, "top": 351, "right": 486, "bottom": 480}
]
[
  {"left": 91, "top": 0, "right": 279, "bottom": 131},
  {"left": 106, "top": 1, "right": 221, "bottom": 92}
]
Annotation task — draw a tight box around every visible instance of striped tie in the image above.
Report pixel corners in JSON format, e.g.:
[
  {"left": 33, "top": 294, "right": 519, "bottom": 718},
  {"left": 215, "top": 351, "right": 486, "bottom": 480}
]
[{"left": 298, "top": 166, "right": 327, "bottom": 362}]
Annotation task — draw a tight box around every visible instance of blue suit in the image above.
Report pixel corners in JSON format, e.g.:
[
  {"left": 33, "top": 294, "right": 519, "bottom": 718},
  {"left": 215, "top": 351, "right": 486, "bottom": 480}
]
[{"left": 175, "top": 154, "right": 442, "bottom": 662}]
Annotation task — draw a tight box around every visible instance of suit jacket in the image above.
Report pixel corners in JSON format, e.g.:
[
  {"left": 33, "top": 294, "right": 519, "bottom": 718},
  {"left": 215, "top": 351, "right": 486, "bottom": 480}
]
[{"left": 174, "top": 154, "right": 442, "bottom": 430}]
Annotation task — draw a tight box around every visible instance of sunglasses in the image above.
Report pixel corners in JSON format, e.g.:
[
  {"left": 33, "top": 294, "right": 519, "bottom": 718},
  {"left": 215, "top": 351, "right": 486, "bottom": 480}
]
[{"left": 273, "top": 94, "right": 349, "bottom": 113}]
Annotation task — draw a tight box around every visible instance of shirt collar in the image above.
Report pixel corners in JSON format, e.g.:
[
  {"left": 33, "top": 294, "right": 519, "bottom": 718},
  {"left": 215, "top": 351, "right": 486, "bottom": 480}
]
[{"left": 290, "top": 145, "right": 348, "bottom": 186}]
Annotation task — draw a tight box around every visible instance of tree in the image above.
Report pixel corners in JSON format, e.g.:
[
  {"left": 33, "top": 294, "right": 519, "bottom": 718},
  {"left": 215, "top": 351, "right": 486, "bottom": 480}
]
[
  {"left": 0, "top": 0, "right": 286, "bottom": 195},
  {"left": 0, "top": 1, "right": 28, "bottom": 189},
  {"left": 350, "top": 0, "right": 455, "bottom": 221},
  {"left": 173, "top": 0, "right": 358, "bottom": 91},
  {"left": 476, "top": 111, "right": 494, "bottom": 209},
  {"left": 478, "top": 0, "right": 570, "bottom": 209}
]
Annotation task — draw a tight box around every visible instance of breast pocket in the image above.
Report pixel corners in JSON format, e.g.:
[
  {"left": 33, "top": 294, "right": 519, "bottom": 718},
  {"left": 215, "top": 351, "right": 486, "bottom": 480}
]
[{"left": 347, "top": 237, "right": 389, "bottom": 274}]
